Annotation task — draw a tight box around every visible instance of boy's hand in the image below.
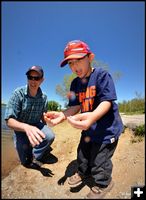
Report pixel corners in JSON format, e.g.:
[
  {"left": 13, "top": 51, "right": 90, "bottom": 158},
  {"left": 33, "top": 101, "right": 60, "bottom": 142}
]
[
  {"left": 43, "top": 111, "right": 66, "bottom": 126},
  {"left": 67, "top": 112, "right": 94, "bottom": 130}
]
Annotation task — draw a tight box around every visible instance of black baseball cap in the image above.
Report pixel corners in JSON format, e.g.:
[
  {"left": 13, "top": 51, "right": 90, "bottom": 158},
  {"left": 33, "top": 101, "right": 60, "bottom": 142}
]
[{"left": 26, "top": 66, "right": 44, "bottom": 77}]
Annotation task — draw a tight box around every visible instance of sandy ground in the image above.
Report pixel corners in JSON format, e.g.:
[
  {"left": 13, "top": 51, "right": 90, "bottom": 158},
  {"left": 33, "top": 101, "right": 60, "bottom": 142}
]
[{"left": 1, "top": 115, "right": 145, "bottom": 199}]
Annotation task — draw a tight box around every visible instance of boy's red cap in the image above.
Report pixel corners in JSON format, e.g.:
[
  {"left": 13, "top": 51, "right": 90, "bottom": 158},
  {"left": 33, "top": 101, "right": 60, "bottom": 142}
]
[{"left": 60, "top": 40, "right": 92, "bottom": 67}]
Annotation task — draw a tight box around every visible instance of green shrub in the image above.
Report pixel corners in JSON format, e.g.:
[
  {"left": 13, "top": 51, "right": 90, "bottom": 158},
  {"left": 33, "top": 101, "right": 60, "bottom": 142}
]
[{"left": 134, "top": 124, "right": 145, "bottom": 137}]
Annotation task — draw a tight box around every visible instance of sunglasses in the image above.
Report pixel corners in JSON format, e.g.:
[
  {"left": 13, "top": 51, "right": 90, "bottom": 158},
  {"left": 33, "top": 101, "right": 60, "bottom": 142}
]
[{"left": 27, "top": 75, "right": 42, "bottom": 81}]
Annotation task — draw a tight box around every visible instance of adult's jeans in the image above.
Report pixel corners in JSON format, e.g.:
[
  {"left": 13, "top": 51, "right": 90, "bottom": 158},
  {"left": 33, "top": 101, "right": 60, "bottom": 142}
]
[{"left": 13, "top": 122, "right": 55, "bottom": 166}]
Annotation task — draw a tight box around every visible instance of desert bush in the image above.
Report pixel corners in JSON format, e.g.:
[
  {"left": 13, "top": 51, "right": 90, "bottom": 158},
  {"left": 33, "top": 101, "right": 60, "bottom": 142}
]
[
  {"left": 130, "top": 124, "right": 145, "bottom": 143},
  {"left": 134, "top": 124, "right": 145, "bottom": 137}
]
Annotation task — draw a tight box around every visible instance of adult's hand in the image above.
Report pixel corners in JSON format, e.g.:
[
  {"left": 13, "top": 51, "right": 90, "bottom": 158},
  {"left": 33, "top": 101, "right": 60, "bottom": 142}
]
[{"left": 24, "top": 124, "right": 46, "bottom": 147}]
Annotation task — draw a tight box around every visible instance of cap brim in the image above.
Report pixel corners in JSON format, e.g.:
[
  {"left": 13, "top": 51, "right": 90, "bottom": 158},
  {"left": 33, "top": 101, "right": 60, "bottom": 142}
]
[
  {"left": 26, "top": 69, "right": 43, "bottom": 77},
  {"left": 60, "top": 53, "right": 87, "bottom": 67}
]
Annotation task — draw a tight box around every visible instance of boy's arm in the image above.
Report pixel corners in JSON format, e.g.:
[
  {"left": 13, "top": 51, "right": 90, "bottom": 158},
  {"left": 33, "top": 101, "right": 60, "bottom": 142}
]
[
  {"left": 67, "top": 101, "right": 111, "bottom": 130},
  {"left": 63, "top": 105, "right": 81, "bottom": 119},
  {"left": 43, "top": 105, "right": 80, "bottom": 126}
]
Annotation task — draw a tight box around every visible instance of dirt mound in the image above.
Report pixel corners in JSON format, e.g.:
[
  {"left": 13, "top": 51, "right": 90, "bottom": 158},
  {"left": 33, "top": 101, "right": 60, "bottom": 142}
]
[{"left": 2, "top": 121, "right": 145, "bottom": 199}]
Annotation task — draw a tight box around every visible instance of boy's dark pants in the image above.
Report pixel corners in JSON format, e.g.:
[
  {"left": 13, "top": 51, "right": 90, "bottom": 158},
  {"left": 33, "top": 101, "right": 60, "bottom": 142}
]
[{"left": 77, "top": 134, "right": 118, "bottom": 187}]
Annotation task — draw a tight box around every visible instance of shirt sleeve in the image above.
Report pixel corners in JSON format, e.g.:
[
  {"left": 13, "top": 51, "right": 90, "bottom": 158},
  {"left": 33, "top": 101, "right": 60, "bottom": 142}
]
[
  {"left": 4, "top": 90, "right": 22, "bottom": 121},
  {"left": 68, "top": 78, "right": 80, "bottom": 107},
  {"left": 96, "top": 69, "right": 117, "bottom": 102}
]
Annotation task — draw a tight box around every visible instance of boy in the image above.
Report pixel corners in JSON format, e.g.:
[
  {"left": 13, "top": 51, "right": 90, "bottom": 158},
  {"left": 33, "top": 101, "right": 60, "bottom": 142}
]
[
  {"left": 44, "top": 40, "right": 123, "bottom": 198},
  {"left": 5, "top": 66, "right": 56, "bottom": 168}
]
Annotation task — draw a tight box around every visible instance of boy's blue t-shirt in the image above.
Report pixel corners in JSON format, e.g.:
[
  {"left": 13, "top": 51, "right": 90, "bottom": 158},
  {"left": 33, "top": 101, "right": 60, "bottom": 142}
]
[{"left": 68, "top": 67, "right": 124, "bottom": 144}]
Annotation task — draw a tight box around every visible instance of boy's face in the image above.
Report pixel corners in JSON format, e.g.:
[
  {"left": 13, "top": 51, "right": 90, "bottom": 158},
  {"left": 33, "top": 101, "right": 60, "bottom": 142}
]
[{"left": 68, "top": 53, "right": 94, "bottom": 79}]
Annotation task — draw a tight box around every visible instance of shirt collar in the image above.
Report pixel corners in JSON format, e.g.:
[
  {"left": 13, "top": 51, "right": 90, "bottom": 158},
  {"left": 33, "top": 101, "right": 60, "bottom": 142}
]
[{"left": 25, "top": 85, "right": 43, "bottom": 98}]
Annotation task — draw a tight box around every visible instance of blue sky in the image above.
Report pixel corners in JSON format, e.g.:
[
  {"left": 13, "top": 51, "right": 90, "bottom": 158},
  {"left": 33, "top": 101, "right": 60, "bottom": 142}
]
[{"left": 2, "top": 1, "right": 145, "bottom": 108}]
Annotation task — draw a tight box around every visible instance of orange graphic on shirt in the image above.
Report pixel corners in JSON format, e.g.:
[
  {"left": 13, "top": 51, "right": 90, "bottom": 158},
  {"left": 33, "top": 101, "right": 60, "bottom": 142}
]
[{"left": 78, "top": 85, "right": 96, "bottom": 112}]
